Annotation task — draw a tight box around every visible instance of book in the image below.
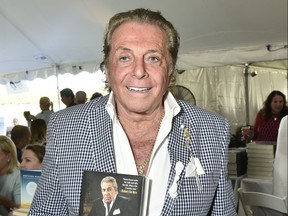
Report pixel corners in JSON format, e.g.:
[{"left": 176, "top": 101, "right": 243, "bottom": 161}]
[
  {"left": 246, "top": 171, "right": 273, "bottom": 180},
  {"left": 247, "top": 153, "right": 274, "bottom": 159},
  {"left": 247, "top": 166, "right": 273, "bottom": 172},
  {"left": 246, "top": 142, "right": 275, "bottom": 179},
  {"left": 248, "top": 157, "right": 274, "bottom": 163},
  {"left": 248, "top": 162, "right": 274, "bottom": 168},
  {"left": 246, "top": 142, "right": 275, "bottom": 155},
  {"left": 228, "top": 148, "right": 247, "bottom": 163},
  {"left": 228, "top": 148, "right": 247, "bottom": 176},
  {"left": 79, "top": 171, "right": 150, "bottom": 216},
  {"left": 18, "top": 169, "right": 42, "bottom": 214}
]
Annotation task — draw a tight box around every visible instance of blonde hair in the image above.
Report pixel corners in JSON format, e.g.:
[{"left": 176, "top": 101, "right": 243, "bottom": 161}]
[{"left": 0, "top": 135, "right": 19, "bottom": 173}]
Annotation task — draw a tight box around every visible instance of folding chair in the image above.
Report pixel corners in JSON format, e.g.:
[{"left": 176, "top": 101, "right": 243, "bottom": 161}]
[{"left": 238, "top": 188, "right": 288, "bottom": 216}]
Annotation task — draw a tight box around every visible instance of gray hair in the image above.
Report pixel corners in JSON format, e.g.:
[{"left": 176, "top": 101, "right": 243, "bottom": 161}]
[
  {"left": 102, "top": 8, "right": 180, "bottom": 75},
  {"left": 101, "top": 176, "right": 118, "bottom": 191}
]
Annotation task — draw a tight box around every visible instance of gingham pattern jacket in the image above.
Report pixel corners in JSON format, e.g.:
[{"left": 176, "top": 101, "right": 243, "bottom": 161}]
[{"left": 29, "top": 95, "right": 237, "bottom": 216}]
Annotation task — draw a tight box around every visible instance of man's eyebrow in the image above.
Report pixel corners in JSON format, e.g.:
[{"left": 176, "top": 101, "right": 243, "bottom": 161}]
[
  {"left": 115, "top": 46, "right": 131, "bottom": 52},
  {"left": 115, "top": 47, "right": 161, "bottom": 54}
]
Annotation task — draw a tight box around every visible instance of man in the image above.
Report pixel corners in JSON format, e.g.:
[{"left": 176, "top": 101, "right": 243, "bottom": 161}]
[
  {"left": 60, "top": 88, "right": 77, "bottom": 108},
  {"left": 10, "top": 125, "right": 31, "bottom": 162},
  {"left": 75, "top": 91, "right": 87, "bottom": 104},
  {"left": 29, "top": 8, "right": 237, "bottom": 215},
  {"left": 88, "top": 176, "right": 132, "bottom": 216},
  {"left": 24, "top": 97, "right": 54, "bottom": 126}
]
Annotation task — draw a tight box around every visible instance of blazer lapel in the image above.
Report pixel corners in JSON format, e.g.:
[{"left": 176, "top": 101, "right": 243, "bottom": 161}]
[
  {"left": 163, "top": 108, "right": 201, "bottom": 214},
  {"left": 89, "top": 100, "right": 116, "bottom": 173}
]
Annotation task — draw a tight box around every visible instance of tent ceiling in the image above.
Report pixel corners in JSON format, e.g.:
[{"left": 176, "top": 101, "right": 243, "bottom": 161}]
[{"left": 0, "top": 0, "right": 287, "bottom": 76}]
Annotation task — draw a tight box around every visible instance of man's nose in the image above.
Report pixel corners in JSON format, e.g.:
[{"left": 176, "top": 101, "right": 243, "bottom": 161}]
[{"left": 132, "top": 59, "right": 148, "bottom": 79}]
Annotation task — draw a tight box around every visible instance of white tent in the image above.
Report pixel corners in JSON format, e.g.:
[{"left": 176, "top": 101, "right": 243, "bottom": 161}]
[
  {"left": 0, "top": 0, "right": 287, "bottom": 77},
  {"left": 0, "top": 0, "right": 287, "bottom": 136}
]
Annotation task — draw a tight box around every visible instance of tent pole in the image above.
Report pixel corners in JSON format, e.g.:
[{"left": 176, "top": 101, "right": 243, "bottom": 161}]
[
  {"left": 55, "top": 65, "right": 61, "bottom": 110},
  {"left": 244, "top": 64, "right": 250, "bottom": 125}
]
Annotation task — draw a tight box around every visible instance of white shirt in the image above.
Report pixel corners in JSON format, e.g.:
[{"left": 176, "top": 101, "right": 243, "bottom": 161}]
[
  {"left": 106, "top": 92, "right": 180, "bottom": 215},
  {"left": 36, "top": 110, "right": 53, "bottom": 126}
]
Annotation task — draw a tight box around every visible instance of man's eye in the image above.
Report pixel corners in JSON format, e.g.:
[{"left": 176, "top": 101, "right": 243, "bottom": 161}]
[
  {"left": 119, "top": 56, "right": 130, "bottom": 62},
  {"left": 148, "top": 56, "right": 160, "bottom": 63}
]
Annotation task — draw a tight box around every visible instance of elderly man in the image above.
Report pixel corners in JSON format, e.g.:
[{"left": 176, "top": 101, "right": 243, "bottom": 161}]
[
  {"left": 88, "top": 176, "right": 132, "bottom": 216},
  {"left": 29, "top": 8, "right": 237, "bottom": 215},
  {"left": 24, "top": 96, "right": 53, "bottom": 126}
]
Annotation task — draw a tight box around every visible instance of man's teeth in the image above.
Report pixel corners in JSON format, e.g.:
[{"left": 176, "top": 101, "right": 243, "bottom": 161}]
[{"left": 127, "top": 87, "right": 151, "bottom": 92}]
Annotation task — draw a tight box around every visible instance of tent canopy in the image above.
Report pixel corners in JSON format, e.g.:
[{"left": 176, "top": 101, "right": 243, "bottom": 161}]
[{"left": 0, "top": 0, "right": 287, "bottom": 76}]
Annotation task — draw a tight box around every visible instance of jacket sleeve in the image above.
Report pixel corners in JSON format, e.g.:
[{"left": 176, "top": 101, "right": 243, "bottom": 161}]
[
  {"left": 209, "top": 119, "right": 238, "bottom": 216},
  {"left": 28, "top": 117, "right": 69, "bottom": 216}
]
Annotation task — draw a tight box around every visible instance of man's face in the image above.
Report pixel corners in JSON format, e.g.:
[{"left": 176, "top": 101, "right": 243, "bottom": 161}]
[
  {"left": 106, "top": 22, "right": 172, "bottom": 115},
  {"left": 101, "top": 181, "right": 117, "bottom": 204},
  {"left": 61, "top": 96, "right": 73, "bottom": 106}
]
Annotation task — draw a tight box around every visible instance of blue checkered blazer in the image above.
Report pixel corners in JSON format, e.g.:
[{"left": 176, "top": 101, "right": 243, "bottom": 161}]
[{"left": 29, "top": 95, "right": 237, "bottom": 216}]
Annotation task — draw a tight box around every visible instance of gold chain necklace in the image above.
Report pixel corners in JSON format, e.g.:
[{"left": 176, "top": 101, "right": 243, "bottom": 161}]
[{"left": 136, "top": 112, "right": 164, "bottom": 175}]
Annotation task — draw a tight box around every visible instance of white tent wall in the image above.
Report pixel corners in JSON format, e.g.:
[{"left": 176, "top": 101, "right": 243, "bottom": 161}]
[
  {"left": 0, "top": 62, "right": 100, "bottom": 85},
  {"left": 175, "top": 65, "right": 288, "bottom": 135},
  {"left": 0, "top": 65, "right": 107, "bottom": 132},
  {"left": 0, "top": 62, "right": 287, "bottom": 136}
]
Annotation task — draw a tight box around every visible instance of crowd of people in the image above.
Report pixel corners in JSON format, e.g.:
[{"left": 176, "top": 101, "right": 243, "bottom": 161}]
[
  {"left": 1, "top": 89, "right": 103, "bottom": 215},
  {"left": 1, "top": 7, "right": 287, "bottom": 216}
]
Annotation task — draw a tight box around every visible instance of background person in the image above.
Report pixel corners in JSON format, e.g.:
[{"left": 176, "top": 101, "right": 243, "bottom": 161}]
[
  {"left": 23, "top": 97, "right": 54, "bottom": 127},
  {"left": 60, "top": 88, "right": 77, "bottom": 108},
  {"left": 20, "top": 144, "right": 46, "bottom": 170},
  {"left": 90, "top": 92, "right": 103, "bottom": 101},
  {"left": 0, "top": 135, "right": 20, "bottom": 216},
  {"left": 88, "top": 176, "right": 132, "bottom": 216},
  {"left": 10, "top": 125, "right": 31, "bottom": 162},
  {"left": 30, "top": 119, "right": 47, "bottom": 145},
  {"left": 253, "top": 90, "right": 288, "bottom": 142},
  {"left": 29, "top": 8, "right": 237, "bottom": 215},
  {"left": 75, "top": 91, "right": 88, "bottom": 104}
]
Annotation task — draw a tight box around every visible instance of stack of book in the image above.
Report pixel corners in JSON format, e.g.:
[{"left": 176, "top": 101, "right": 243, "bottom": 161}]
[
  {"left": 228, "top": 148, "right": 247, "bottom": 177},
  {"left": 246, "top": 142, "right": 275, "bottom": 180}
]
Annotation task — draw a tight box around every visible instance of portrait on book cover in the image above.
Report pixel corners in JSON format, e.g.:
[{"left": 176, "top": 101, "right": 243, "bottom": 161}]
[{"left": 79, "top": 171, "right": 146, "bottom": 216}]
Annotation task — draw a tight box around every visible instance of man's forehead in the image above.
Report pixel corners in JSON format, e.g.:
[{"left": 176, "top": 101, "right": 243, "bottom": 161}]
[{"left": 102, "top": 182, "right": 113, "bottom": 187}]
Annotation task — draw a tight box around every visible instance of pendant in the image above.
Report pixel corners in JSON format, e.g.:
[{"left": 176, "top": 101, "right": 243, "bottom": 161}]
[{"left": 137, "top": 165, "right": 144, "bottom": 175}]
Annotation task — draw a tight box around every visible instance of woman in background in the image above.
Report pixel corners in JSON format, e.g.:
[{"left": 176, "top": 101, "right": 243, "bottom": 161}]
[
  {"left": 253, "top": 90, "right": 288, "bottom": 142},
  {"left": 20, "top": 144, "right": 46, "bottom": 170},
  {"left": 30, "top": 119, "right": 47, "bottom": 145},
  {"left": 0, "top": 135, "right": 20, "bottom": 216}
]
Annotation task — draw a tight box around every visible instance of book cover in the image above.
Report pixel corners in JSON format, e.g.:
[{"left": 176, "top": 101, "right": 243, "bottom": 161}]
[
  {"left": 79, "top": 171, "right": 150, "bottom": 216},
  {"left": 19, "top": 169, "right": 42, "bottom": 213}
]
